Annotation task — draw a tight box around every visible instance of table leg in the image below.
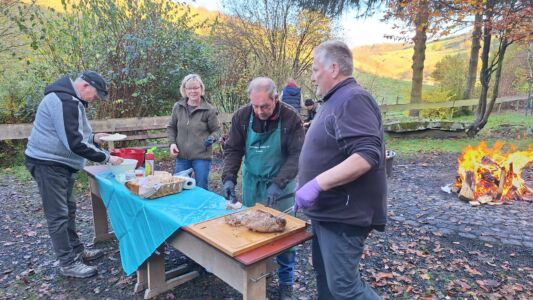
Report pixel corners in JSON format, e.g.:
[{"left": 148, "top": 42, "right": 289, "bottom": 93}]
[
  {"left": 135, "top": 262, "right": 148, "bottom": 293},
  {"left": 243, "top": 262, "right": 267, "bottom": 300},
  {"left": 141, "top": 247, "right": 199, "bottom": 299},
  {"left": 168, "top": 231, "right": 268, "bottom": 300},
  {"left": 88, "top": 176, "right": 114, "bottom": 243}
]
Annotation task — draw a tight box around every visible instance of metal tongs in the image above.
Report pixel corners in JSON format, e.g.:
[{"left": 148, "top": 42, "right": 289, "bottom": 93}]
[{"left": 267, "top": 192, "right": 296, "bottom": 216}]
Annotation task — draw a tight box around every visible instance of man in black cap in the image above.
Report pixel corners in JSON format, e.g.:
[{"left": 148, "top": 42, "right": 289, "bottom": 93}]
[
  {"left": 80, "top": 70, "right": 109, "bottom": 101},
  {"left": 25, "top": 71, "right": 123, "bottom": 278}
]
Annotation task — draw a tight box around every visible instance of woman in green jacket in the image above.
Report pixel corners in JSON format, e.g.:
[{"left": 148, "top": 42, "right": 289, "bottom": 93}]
[{"left": 166, "top": 74, "right": 220, "bottom": 190}]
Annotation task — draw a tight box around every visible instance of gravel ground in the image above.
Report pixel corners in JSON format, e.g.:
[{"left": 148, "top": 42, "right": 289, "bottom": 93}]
[{"left": 0, "top": 153, "right": 532, "bottom": 300}]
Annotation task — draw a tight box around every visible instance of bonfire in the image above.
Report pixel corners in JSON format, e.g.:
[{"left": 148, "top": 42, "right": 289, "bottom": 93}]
[{"left": 453, "top": 141, "right": 533, "bottom": 206}]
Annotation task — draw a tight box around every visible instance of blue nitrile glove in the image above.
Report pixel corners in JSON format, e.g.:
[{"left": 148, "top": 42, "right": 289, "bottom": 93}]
[
  {"left": 294, "top": 178, "right": 322, "bottom": 211},
  {"left": 266, "top": 183, "right": 283, "bottom": 207},
  {"left": 223, "top": 180, "right": 237, "bottom": 202},
  {"left": 204, "top": 136, "right": 216, "bottom": 148}
]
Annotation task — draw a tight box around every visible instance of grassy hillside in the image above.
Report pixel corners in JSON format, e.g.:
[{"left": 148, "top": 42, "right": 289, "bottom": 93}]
[
  {"left": 354, "top": 33, "right": 471, "bottom": 82},
  {"left": 356, "top": 69, "right": 435, "bottom": 105}
]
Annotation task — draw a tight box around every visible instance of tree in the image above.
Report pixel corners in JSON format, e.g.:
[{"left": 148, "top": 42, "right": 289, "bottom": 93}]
[
  {"left": 467, "top": 0, "right": 532, "bottom": 136},
  {"left": 388, "top": 0, "right": 430, "bottom": 117},
  {"left": 463, "top": 11, "right": 482, "bottom": 100},
  {"left": 19, "top": 0, "right": 219, "bottom": 119},
  {"left": 0, "top": 0, "right": 40, "bottom": 55},
  {"left": 298, "top": 0, "right": 463, "bottom": 117},
  {"left": 296, "top": 0, "right": 382, "bottom": 17},
  {"left": 211, "top": 0, "right": 333, "bottom": 112},
  {"left": 383, "top": 0, "right": 475, "bottom": 116},
  {"left": 432, "top": 54, "right": 468, "bottom": 100}
]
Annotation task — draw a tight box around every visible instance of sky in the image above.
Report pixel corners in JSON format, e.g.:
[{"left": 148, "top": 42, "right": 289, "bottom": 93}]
[{"left": 183, "top": 0, "right": 404, "bottom": 48}]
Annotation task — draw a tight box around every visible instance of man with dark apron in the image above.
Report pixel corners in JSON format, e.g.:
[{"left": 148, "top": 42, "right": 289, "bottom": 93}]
[{"left": 222, "top": 77, "right": 304, "bottom": 300}]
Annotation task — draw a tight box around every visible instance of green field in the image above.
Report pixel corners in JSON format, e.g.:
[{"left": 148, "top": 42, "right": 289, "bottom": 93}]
[
  {"left": 356, "top": 69, "right": 436, "bottom": 105},
  {"left": 354, "top": 34, "right": 471, "bottom": 82}
]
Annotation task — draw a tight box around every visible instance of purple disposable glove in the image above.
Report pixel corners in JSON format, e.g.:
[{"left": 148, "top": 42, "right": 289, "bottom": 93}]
[{"left": 294, "top": 179, "right": 323, "bottom": 212}]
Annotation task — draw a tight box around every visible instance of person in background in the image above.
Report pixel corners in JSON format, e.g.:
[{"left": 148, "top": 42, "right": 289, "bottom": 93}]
[
  {"left": 303, "top": 98, "right": 319, "bottom": 129},
  {"left": 167, "top": 74, "right": 220, "bottom": 190},
  {"left": 25, "top": 71, "right": 123, "bottom": 278},
  {"left": 295, "top": 40, "right": 387, "bottom": 299},
  {"left": 280, "top": 77, "right": 303, "bottom": 113},
  {"left": 222, "top": 77, "right": 304, "bottom": 300}
]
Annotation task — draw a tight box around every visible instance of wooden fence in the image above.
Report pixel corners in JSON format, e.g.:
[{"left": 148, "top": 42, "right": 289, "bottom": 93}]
[{"left": 0, "top": 95, "right": 527, "bottom": 142}]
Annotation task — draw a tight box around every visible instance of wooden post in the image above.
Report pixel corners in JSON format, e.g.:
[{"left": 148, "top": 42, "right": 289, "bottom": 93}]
[{"left": 88, "top": 176, "right": 114, "bottom": 243}]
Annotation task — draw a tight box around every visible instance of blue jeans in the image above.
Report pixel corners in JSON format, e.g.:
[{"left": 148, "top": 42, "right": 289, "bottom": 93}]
[
  {"left": 174, "top": 158, "right": 211, "bottom": 190},
  {"left": 276, "top": 249, "right": 296, "bottom": 286}
]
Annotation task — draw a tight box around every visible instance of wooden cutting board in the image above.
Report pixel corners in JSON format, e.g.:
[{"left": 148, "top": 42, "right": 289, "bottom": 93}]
[{"left": 185, "top": 204, "right": 308, "bottom": 257}]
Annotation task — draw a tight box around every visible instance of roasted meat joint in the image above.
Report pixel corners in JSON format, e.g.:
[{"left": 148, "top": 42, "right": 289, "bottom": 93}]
[{"left": 225, "top": 209, "right": 287, "bottom": 233}]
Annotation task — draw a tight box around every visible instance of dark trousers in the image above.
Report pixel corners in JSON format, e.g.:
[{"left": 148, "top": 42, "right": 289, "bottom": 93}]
[
  {"left": 311, "top": 220, "right": 381, "bottom": 300},
  {"left": 26, "top": 163, "right": 84, "bottom": 267}
]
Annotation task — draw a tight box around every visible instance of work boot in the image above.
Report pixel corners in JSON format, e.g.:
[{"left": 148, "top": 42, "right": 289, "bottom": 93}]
[
  {"left": 59, "top": 260, "right": 97, "bottom": 278},
  {"left": 279, "top": 284, "right": 293, "bottom": 300},
  {"left": 76, "top": 248, "right": 104, "bottom": 262}
]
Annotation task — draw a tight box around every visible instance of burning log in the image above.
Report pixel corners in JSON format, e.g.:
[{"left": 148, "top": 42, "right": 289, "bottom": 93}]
[
  {"left": 496, "top": 167, "right": 506, "bottom": 201},
  {"left": 481, "top": 155, "right": 499, "bottom": 167},
  {"left": 459, "top": 171, "right": 475, "bottom": 201}
]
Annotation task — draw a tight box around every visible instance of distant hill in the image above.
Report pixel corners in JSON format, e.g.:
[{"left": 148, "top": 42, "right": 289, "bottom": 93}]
[{"left": 353, "top": 33, "right": 472, "bottom": 83}]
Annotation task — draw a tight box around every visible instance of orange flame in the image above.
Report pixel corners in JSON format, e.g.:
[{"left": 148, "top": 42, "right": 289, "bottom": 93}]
[{"left": 455, "top": 141, "right": 533, "bottom": 203}]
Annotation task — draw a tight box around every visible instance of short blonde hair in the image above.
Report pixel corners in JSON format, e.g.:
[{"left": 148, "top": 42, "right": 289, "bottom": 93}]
[{"left": 179, "top": 74, "right": 205, "bottom": 98}]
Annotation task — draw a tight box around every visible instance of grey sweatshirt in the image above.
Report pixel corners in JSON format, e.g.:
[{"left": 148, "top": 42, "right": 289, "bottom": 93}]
[{"left": 25, "top": 76, "right": 109, "bottom": 171}]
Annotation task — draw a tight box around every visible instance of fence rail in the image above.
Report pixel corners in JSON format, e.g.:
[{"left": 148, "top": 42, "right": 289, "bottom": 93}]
[{"left": 0, "top": 95, "right": 527, "bottom": 141}]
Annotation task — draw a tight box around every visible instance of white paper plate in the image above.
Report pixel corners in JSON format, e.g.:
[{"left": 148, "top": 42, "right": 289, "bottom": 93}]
[{"left": 100, "top": 133, "right": 127, "bottom": 142}]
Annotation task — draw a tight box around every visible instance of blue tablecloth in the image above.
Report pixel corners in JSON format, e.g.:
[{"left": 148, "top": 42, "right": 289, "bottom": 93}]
[{"left": 95, "top": 172, "right": 232, "bottom": 275}]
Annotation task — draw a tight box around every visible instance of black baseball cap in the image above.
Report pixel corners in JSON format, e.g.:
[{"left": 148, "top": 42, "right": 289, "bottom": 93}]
[{"left": 81, "top": 70, "right": 108, "bottom": 100}]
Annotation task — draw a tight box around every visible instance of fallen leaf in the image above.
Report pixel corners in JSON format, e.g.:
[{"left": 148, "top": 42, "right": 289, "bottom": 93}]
[
  {"left": 464, "top": 264, "right": 482, "bottom": 276},
  {"left": 373, "top": 272, "right": 394, "bottom": 282}
]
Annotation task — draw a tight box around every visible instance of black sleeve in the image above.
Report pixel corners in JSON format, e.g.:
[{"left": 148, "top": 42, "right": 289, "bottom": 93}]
[
  {"left": 336, "top": 94, "right": 383, "bottom": 168},
  {"left": 221, "top": 109, "right": 246, "bottom": 184},
  {"left": 62, "top": 100, "right": 108, "bottom": 163}
]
